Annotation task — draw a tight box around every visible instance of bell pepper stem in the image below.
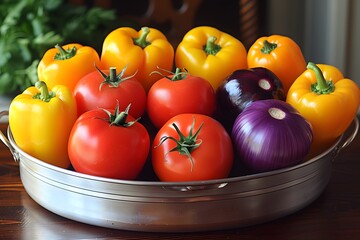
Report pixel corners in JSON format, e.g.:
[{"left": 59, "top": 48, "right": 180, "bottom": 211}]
[
  {"left": 204, "top": 36, "right": 221, "bottom": 55},
  {"left": 261, "top": 40, "right": 277, "bottom": 54},
  {"left": 34, "top": 81, "right": 54, "bottom": 102},
  {"left": 307, "top": 62, "right": 335, "bottom": 94},
  {"left": 54, "top": 44, "right": 77, "bottom": 60},
  {"left": 308, "top": 62, "right": 327, "bottom": 89},
  {"left": 133, "top": 27, "right": 151, "bottom": 48}
]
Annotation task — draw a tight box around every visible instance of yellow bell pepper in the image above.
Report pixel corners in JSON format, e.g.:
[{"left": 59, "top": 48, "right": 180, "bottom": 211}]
[
  {"left": 286, "top": 62, "right": 360, "bottom": 155},
  {"left": 37, "top": 43, "right": 101, "bottom": 92},
  {"left": 175, "top": 26, "right": 248, "bottom": 91},
  {"left": 9, "top": 81, "right": 77, "bottom": 168},
  {"left": 100, "top": 26, "right": 174, "bottom": 92}
]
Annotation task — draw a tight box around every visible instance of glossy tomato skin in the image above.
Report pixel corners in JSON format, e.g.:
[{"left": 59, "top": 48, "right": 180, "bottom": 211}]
[
  {"left": 68, "top": 108, "right": 150, "bottom": 180},
  {"left": 73, "top": 70, "right": 146, "bottom": 118},
  {"left": 152, "top": 113, "right": 234, "bottom": 182},
  {"left": 147, "top": 74, "right": 216, "bottom": 129}
]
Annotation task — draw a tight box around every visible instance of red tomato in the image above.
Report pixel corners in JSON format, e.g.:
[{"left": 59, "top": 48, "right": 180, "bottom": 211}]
[
  {"left": 68, "top": 107, "right": 150, "bottom": 180},
  {"left": 152, "top": 113, "right": 233, "bottom": 182},
  {"left": 73, "top": 67, "right": 146, "bottom": 118},
  {"left": 147, "top": 69, "right": 216, "bottom": 129}
]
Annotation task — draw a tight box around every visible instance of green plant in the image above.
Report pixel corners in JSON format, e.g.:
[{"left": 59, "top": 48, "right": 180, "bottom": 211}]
[{"left": 0, "top": 0, "right": 117, "bottom": 95}]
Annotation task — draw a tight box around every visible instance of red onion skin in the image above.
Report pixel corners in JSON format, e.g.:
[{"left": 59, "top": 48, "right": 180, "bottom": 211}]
[
  {"left": 231, "top": 99, "right": 313, "bottom": 173},
  {"left": 215, "top": 67, "right": 285, "bottom": 132}
]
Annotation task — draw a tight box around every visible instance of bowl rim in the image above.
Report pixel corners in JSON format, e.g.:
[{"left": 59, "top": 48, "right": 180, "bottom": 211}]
[{"left": 6, "top": 125, "right": 344, "bottom": 187}]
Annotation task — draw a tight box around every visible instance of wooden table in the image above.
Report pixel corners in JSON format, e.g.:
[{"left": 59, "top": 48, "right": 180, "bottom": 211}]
[{"left": 1, "top": 120, "right": 360, "bottom": 240}]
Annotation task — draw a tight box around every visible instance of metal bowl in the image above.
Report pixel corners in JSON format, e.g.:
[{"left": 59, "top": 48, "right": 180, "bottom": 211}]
[{"left": 0, "top": 111, "right": 358, "bottom": 232}]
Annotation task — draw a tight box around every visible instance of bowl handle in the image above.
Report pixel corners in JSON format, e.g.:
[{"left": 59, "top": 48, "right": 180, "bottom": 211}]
[
  {"left": 0, "top": 111, "right": 19, "bottom": 162},
  {"left": 334, "top": 116, "right": 359, "bottom": 158}
]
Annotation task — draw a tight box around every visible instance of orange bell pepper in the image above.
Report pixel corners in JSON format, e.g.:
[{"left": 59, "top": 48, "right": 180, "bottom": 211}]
[
  {"left": 100, "top": 26, "right": 174, "bottom": 92},
  {"left": 286, "top": 62, "right": 360, "bottom": 155},
  {"left": 9, "top": 81, "right": 77, "bottom": 168},
  {"left": 37, "top": 43, "right": 101, "bottom": 92},
  {"left": 247, "top": 35, "right": 306, "bottom": 94},
  {"left": 175, "top": 26, "right": 248, "bottom": 91}
]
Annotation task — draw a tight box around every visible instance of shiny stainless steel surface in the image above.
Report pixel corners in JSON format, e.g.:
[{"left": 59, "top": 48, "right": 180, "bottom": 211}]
[{"left": 0, "top": 111, "right": 358, "bottom": 232}]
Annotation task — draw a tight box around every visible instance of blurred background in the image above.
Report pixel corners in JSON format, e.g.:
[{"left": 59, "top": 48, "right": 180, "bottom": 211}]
[
  {"left": 266, "top": 0, "right": 360, "bottom": 89},
  {"left": 1, "top": 0, "right": 359, "bottom": 97}
]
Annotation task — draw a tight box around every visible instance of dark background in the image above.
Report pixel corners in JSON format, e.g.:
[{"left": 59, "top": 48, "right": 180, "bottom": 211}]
[{"left": 67, "top": 0, "right": 268, "bottom": 49}]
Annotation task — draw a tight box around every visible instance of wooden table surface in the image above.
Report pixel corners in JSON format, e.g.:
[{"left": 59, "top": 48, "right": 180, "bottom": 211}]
[{"left": 1, "top": 119, "right": 360, "bottom": 240}]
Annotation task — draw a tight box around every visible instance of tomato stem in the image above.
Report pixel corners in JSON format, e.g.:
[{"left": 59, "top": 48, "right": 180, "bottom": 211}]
[
  {"left": 102, "top": 103, "right": 140, "bottom": 127},
  {"left": 203, "top": 36, "right": 221, "bottom": 55},
  {"left": 54, "top": 44, "right": 77, "bottom": 60},
  {"left": 33, "top": 81, "right": 55, "bottom": 102},
  {"left": 307, "top": 62, "right": 335, "bottom": 94},
  {"left": 155, "top": 117, "right": 203, "bottom": 171},
  {"left": 150, "top": 67, "right": 188, "bottom": 81},
  {"left": 112, "top": 104, "right": 130, "bottom": 126},
  {"left": 133, "top": 27, "right": 151, "bottom": 49},
  {"left": 171, "top": 68, "right": 187, "bottom": 80},
  {"left": 109, "top": 67, "right": 117, "bottom": 81},
  {"left": 96, "top": 65, "right": 137, "bottom": 91},
  {"left": 261, "top": 40, "right": 277, "bottom": 54}
]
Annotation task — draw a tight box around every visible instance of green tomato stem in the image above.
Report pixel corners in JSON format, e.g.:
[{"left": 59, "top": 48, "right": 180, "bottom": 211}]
[
  {"left": 155, "top": 117, "right": 203, "bottom": 171},
  {"left": 203, "top": 36, "right": 221, "bottom": 55},
  {"left": 54, "top": 44, "right": 77, "bottom": 60},
  {"left": 102, "top": 103, "right": 140, "bottom": 127},
  {"left": 171, "top": 68, "right": 188, "bottom": 81},
  {"left": 261, "top": 40, "right": 277, "bottom": 54},
  {"left": 109, "top": 67, "right": 117, "bottom": 82},
  {"left": 96, "top": 65, "right": 137, "bottom": 91},
  {"left": 307, "top": 62, "right": 335, "bottom": 94},
  {"left": 150, "top": 67, "right": 188, "bottom": 81},
  {"left": 133, "top": 27, "right": 151, "bottom": 48},
  {"left": 112, "top": 105, "right": 129, "bottom": 126}
]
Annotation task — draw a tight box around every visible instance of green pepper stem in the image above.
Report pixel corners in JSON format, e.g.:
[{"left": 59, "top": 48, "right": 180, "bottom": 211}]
[
  {"left": 54, "top": 44, "right": 77, "bottom": 60},
  {"left": 261, "top": 40, "right": 277, "bottom": 54},
  {"left": 203, "top": 36, "right": 221, "bottom": 55},
  {"left": 307, "top": 62, "right": 335, "bottom": 95},
  {"left": 34, "top": 81, "right": 54, "bottom": 102},
  {"left": 133, "top": 27, "right": 151, "bottom": 48}
]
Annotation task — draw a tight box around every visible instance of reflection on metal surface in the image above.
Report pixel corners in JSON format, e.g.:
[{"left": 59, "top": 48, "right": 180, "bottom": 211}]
[{"left": 1, "top": 110, "right": 358, "bottom": 232}]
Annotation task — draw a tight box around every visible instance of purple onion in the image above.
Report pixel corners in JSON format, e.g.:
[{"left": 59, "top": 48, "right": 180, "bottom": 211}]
[
  {"left": 231, "top": 99, "right": 313, "bottom": 173},
  {"left": 216, "top": 67, "right": 285, "bottom": 132}
]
